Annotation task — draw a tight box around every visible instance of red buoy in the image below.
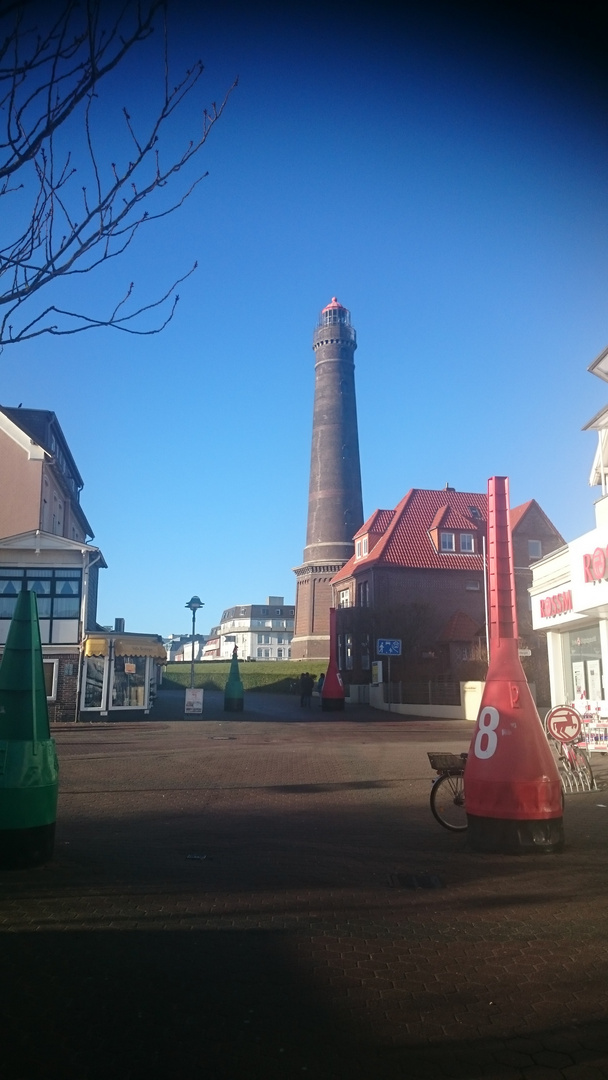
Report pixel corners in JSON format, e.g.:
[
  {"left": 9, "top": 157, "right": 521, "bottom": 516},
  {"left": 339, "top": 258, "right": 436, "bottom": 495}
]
[
  {"left": 321, "top": 608, "right": 345, "bottom": 712},
  {"left": 464, "top": 477, "right": 564, "bottom": 853}
]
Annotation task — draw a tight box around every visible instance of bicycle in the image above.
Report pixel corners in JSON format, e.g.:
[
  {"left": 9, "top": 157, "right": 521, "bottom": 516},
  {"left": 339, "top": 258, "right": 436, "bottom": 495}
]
[
  {"left": 427, "top": 751, "right": 468, "bottom": 831},
  {"left": 552, "top": 739, "right": 595, "bottom": 793}
]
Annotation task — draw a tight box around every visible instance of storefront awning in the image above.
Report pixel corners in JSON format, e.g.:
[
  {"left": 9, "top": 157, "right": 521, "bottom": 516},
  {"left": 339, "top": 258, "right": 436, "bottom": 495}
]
[
  {"left": 114, "top": 636, "right": 166, "bottom": 661},
  {"left": 84, "top": 637, "right": 109, "bottom": 657},
  {"left": 84, "top": 636, "right": 166, "bottom": 661}
]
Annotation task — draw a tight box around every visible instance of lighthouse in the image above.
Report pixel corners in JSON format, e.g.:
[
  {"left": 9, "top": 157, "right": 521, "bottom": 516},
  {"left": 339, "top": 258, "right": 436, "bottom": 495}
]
[{"left": 291, "top": 298, "right": 364, "bottom": 660}]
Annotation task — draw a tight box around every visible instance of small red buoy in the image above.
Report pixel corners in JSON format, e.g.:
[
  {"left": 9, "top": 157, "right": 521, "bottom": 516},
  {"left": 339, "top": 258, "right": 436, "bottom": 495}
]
[
  {"left": 321, "top": 608, "right": 345, "bottom": 712},
  {"left": 464, "top": 478, "right": 564, "bottom": 853}
]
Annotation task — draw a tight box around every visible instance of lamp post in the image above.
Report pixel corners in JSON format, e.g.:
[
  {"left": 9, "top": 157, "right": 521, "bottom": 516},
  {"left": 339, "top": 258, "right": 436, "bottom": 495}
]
[{"left": 185, "top": 596, "right": 204, "bottom": 690}]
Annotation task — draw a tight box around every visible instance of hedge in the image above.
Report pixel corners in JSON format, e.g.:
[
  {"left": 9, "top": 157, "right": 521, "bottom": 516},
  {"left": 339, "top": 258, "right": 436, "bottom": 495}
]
[{"left": 162, "top": 660, "right": 328, "bottom": 693}]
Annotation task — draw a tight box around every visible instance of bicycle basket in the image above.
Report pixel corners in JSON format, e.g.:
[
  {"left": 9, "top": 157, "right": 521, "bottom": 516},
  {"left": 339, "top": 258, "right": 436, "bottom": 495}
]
[{"left": 427, "top": 752, "right": 466, "bottom": 774}]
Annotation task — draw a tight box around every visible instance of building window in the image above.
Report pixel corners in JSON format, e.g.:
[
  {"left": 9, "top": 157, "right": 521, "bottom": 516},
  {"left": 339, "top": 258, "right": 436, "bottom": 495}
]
[
  {"left": 441, "top": 532, "right": 455, "bottom": 552},
  {"left": 43, "top": 659, "right": 59, "bottom": 700},
  {"left": 362, "top": 537, "right": 368, "bottom": 555},
  {"left": 338, "top": 588, "right": 350, "bottom": 608},
  {"left": 257, "top": 633, "right": 263, "bottom": 644},
  {"left": 264, "top": 648, "right": 270, "bottom": 658},
  {"left": 357, "top": 581, "right": 369, "bottom": 607},
  {"left": 361, "top": 634, "right": 370, "bottom": 670},
  {"left": 277, "top": 648, "right": 283, "bottom": 659},
  {"left": 0, "top": 568, "right": 81, "bottom": 643},
  {"left": 469, "top": 506, "right": 481, "bottom": 520},
  {"left": 528, "top": 540, "right": 542, "bottom": 561},
  {"left": 355, "top": 540, "right": 362, "bottom": 558},
  {"left": 460, "top": 533, "right": 474, "bottom": 553},
  {"left": 345, "top": 634, "right": 353, "bottom": 670},
  {"left": 257, "top": 647, "right": 263, "bottom": 657},
  {"left": 337, "top": 634, "right": 344, "bottom": 669},
  {"left": 466, "top": 580, "right": 480, "bottom": 591}
]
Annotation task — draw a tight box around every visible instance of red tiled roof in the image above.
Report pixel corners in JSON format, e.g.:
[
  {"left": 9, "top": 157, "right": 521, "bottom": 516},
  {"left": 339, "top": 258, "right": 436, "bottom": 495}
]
[
  {"left": 509, "top": 500, "right": 533, "bottom": 531},
  {"left": 333, "top": 488, "right": 561, "bottom": 585},
  {"left": 334, "top": 489, "right": 488, "bottom": 583},
  {"left": 355, "top": 508, "right": 395, "bottom": 538}
]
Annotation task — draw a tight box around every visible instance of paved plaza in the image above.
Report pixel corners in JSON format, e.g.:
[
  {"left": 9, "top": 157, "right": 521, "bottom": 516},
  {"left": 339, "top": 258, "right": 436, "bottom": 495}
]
[{"left": 2, "top": 690, "right": 608, "bottom": 1079}]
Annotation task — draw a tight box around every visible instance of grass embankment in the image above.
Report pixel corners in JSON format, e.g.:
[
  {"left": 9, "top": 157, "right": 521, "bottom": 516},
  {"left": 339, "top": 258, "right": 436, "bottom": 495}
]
[{"left": 162, "top": 660, "right": 328, "bottom": 693}]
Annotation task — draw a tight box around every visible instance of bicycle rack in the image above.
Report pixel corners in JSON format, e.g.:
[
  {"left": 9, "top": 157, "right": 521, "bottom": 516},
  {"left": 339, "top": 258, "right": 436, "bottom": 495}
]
[{"left": 559, "top": 763, "right": 597, "bottom": 794}]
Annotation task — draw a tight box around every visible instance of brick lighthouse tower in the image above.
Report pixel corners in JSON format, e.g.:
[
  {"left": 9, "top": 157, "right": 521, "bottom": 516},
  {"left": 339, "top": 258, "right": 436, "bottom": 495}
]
[{"left": 291, "top": 298, "right": 364, "bottom": 660}]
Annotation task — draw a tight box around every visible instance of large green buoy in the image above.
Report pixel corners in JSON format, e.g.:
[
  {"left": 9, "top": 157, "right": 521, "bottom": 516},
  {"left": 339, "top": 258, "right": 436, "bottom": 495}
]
[
  {"left": 0, "top": 589, "right": 59, "bottom": 868},
  {"left": 224, "top": 646, "right": 244, "bottom": 712}
]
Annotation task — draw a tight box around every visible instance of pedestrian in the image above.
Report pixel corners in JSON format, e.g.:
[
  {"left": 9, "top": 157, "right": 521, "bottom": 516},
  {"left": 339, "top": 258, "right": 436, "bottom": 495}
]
[{"left": 316, "top": 672, "right": 325, "bottom": 696}]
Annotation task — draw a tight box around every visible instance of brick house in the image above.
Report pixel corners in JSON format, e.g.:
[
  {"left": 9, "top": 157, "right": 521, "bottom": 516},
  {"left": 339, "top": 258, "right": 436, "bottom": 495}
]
[{"left": 331, "top": 486, "right": 564, "bottom": 705}]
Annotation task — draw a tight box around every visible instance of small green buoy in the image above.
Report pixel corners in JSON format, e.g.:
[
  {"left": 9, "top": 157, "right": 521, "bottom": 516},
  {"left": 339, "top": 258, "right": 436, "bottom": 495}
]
[
  {"left": 224, "top": 646, "right": 244, "bottom": 712},
  {"left": 0, "top": 590, "right": 59, "bottom": 869}
]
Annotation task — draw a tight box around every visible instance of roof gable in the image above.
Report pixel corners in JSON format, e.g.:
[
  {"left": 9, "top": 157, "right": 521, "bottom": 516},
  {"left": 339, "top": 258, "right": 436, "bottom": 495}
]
[{"left": 0, "top": 530, "right": 106, "bottom": 565}]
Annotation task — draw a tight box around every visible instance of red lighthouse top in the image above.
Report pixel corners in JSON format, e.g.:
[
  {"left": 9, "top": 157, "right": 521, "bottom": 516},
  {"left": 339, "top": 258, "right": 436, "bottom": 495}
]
[{"left": 318, "top": 297, "right": 351, "bottom": 328}]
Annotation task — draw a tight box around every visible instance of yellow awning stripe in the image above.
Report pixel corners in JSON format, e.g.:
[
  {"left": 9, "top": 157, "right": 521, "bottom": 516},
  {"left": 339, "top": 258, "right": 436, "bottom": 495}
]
[
  {"left": 84, "top": 636, "right": 166, "bottom": 661},
  {"left": 84, "top": 637, "right": 109, "bottom": 657},
  {"left": 114, "top": 636, "right": 166, "bottom": 660}
]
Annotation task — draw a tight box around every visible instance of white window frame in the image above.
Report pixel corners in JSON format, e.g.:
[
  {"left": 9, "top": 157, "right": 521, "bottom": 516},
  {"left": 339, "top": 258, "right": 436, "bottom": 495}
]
[
  {"left": 338, "top": 588, "right": 350, "bottom": 608},
  {"left": 460, "top": 532, "right": 474, "bottom": 553},
  {"left": 441, "top": 532, "right": 455, "bottom": 552}
]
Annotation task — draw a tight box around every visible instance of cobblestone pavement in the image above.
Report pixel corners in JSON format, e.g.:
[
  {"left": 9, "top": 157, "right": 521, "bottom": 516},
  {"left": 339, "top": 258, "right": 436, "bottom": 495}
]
[{"left": 2, "top": 691, "right": 608, "bottom": 1079}]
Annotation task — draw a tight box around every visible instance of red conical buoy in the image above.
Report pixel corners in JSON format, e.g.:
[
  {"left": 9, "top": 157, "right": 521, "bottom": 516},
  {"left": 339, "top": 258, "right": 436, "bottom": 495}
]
[
  {"left": 464, "top": 477, "right": 564, "bottom": 853},
  {"left": 321, "top": 608, "right": 345, "bottom": 712}
]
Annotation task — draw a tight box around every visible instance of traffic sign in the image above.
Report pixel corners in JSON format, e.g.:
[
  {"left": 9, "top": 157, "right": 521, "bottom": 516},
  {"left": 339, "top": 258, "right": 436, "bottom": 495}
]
[
  {"left": 545, "top": 704, "right": 581, "bottom": 744},
  {"left": 377, "top": 638, "right": 401, "bottom": 656}
]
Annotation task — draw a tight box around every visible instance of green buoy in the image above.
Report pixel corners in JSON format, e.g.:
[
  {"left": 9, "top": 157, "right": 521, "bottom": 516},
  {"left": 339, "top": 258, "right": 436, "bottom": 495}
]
[
  {"left": 0, "top": 590, "right": 59, "bottom": 868},
  {"left": 224, "top": 646, "right": 244, "bottom": 712}
]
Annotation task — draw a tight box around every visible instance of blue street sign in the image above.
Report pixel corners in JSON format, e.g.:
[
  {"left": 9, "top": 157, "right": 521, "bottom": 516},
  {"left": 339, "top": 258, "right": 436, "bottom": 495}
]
[{"left": 377, "top": 638, "right": 401, "bottom": 656}]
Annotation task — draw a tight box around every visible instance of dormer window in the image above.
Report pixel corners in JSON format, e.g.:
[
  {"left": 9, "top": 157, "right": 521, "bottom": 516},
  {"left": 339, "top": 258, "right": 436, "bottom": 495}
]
[
  {"left": 355, "top": 536, "right": 368, "bottom": 559},
  {"left": 460, "top": 532, "right": 474, "bottom": 553},
  {"left": 440, "top": 532, "right": 455, "bottom": 552},
  {"left": 469, "top": 506, "right": 481, "bottom": 520}
]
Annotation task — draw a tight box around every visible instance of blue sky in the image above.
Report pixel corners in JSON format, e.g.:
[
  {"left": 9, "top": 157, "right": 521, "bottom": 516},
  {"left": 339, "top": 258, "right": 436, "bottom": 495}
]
[{"left": 2, "top": 2, "right": 607, "bottom": 637}]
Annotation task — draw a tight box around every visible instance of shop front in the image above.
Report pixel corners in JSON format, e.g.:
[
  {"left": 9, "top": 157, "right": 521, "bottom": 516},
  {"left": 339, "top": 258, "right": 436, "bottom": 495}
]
[
  {"left": 81, "top": 632, "right": 166, "bottom": 717},
  {"left": 531, "top": 497, "right": 608, "bottom": 720}
]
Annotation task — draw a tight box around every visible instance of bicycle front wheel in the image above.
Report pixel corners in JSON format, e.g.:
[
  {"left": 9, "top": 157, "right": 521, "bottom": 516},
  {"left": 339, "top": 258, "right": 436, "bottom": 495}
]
[
  {"left": 572, "top": 746, "right": 594, "bottom": 790},
  {"left": 430, "top": 773, "right": 467, "bottom": 831}
]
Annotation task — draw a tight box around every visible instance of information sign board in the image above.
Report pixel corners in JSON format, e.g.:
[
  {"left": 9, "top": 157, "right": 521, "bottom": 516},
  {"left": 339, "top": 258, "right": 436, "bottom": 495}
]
[
  {"left": 377, "top": 638, "right": 401, "bottom": 656},
  {"left": 545, "top": 704, "right": 581, "bottom": 744},
  {"left": 185, "top": 688, "right": 204, "bottom": 716}
]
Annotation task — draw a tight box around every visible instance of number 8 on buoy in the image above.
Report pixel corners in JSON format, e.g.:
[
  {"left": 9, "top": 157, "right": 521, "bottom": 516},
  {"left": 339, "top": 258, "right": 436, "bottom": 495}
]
[{"left": 474, "top": 706, "right": 500, "bottom": 759}]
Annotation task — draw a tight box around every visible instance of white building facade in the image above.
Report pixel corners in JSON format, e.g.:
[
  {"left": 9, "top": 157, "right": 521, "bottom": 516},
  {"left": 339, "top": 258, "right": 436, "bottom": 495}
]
[
  {"left": 530, "top": 344, "right": 608, "bottom": 712},
  {"left": 209, "top": 596, "right": 295, "bottom": 660}
]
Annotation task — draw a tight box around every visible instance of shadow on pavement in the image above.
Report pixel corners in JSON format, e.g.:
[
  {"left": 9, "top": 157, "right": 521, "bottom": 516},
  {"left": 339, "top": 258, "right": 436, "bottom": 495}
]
[{"left": 2, "top": 928, "right": 607, "bottom": 1080}]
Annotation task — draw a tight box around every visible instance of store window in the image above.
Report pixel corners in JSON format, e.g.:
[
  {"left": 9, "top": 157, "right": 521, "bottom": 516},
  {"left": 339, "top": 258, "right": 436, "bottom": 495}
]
[
  {"left": 563, "top": 626, "right": 603, "bottom": 703},
  {"left": 83, "top": 656, "right": 105, "bottom": 709},
  {"left": 112, "top": 655, "right": 146, "bottom": 708}
]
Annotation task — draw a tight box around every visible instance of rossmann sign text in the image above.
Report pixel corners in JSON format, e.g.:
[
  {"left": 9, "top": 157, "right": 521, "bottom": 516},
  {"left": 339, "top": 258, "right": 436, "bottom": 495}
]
[
  {"left": 539, "top": 590, "right": 573, "bottom": 619},
  {"left": 583, "top": 547, "right": 608, "bottom": 583}
]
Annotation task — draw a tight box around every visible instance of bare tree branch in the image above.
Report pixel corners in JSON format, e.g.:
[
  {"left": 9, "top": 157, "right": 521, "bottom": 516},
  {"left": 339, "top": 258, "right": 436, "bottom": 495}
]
[{"left": 0, "top": 0, "right": 236, "bottom": 344}]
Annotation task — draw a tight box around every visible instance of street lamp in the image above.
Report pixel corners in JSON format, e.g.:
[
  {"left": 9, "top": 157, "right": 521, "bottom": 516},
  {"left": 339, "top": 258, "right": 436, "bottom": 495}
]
[{"left": 185, "top": 595, "right": 204, "bottom": 690}]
